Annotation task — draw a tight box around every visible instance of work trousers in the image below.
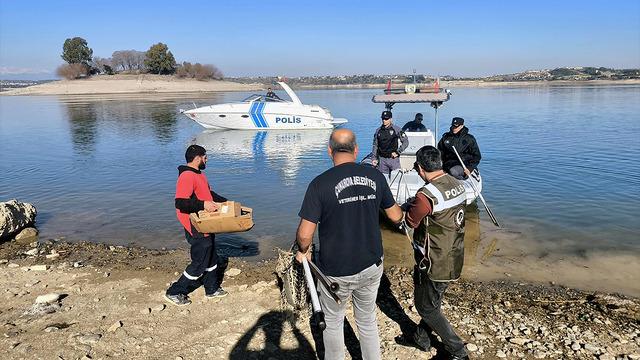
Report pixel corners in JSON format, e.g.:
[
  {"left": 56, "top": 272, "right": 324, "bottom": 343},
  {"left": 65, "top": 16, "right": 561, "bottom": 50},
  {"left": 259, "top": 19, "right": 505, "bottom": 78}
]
[
  {"left": 413, "top": 255, "right": 467, "bottom": 357},
  {"left": 318, "top": 260, "right": 384, "bottom": 360},
  {"left": 377, "top": 156, "right": 400, "bottom": 175},
  {"left": 166, "top": 231, "right": 221, "bottom": 296}
]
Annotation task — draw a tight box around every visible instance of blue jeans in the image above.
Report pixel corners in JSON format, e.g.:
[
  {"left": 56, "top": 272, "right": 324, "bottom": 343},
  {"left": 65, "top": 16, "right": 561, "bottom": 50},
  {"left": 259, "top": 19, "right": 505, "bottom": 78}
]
[{"left": 318, "top": 261, "right": 384, "bottom": 360}]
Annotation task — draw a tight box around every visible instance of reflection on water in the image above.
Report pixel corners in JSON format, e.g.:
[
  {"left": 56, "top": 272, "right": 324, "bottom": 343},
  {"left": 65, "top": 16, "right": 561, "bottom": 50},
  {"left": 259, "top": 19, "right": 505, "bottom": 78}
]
[
  {"left": 462, "top": 202, "right": 481, "bottom": 268},
  {"left": 149, "top": 106, "right": 179, "bottom": 143},
  {"left": 66, "top": 103, "right": 98, "bottom": 155},
  {"left": 63, "top": 98, "right": 181, "bottom": 147},
  {"left": 382, "top": 202, "right": 481, "bottom": 270},
  {"left": 216, "top": 234, "right": 260, "bottom": 258},
  {"left": 194, "top": 129, "right": 332, "bottom": 184}
]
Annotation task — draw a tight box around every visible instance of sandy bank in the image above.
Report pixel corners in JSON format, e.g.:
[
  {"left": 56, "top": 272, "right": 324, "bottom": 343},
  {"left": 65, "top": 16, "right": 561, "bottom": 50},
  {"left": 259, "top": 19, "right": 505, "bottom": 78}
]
[
  {"left": 3, "top": 77, "right": 638, "bottom": 96},
  {"left": 0, "top": 74, "right": 264, "bottom": 96},
  {"left": 0, "top": 239, "right": 638, "bottom": 359}
]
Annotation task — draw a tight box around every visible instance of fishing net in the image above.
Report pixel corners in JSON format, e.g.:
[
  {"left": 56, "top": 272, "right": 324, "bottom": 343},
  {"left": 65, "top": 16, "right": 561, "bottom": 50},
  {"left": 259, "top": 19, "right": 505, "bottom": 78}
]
[{"left": 275, "top": 246, "right": 312, "bottom": 320}]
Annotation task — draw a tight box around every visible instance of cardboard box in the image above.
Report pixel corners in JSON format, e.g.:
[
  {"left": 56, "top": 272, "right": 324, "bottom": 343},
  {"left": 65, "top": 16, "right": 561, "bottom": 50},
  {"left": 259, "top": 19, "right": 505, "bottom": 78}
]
[
  {"left": 190, "top": 203, "right": 254, "bottom": 234},
  {"left": 216, "top": 201, "right": 241, "bottom": 217}
]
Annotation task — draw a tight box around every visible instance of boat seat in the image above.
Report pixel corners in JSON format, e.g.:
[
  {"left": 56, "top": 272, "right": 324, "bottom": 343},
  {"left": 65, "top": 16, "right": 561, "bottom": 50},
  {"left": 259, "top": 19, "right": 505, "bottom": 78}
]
[{"left": 399, "top": 131, "right": 436, "bottom": 170}]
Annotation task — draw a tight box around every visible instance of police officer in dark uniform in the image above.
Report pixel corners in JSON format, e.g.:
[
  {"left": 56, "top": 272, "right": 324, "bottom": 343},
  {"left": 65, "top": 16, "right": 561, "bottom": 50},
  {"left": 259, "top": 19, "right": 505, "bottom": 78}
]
[
  {"left": 402, "top": 113, "right": 427, "bottom": 132},
  {"left": 371, "top": 110, "right": 408, "bottom": 175},
  {"left": 437, "top": 117, "right": 481, "bottom": 180},
  {"left": 265, "top": 87, "right": 280, "bottom": 100}
]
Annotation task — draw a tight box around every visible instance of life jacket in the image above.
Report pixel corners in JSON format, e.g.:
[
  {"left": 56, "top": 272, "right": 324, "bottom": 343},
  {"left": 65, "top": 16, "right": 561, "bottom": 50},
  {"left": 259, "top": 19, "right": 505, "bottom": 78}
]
[
  {"left": 412, "top": 174, "right": 466, "bottom": 281},
  {"left": 376, "top": 125, "right": 400, "bottom": 158}
]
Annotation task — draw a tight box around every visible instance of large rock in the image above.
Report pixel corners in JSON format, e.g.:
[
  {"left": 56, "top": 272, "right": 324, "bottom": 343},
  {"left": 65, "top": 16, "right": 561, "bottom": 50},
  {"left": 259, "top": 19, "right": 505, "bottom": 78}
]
[
  {"left": 0, "top": 200, "right": 37, "bottom": 239},
  {"left": 35, "top": 293, "right": 61, "bottom": 304},
  {"left": 15, "top": 227, "right": 38, "bottom": 241}
]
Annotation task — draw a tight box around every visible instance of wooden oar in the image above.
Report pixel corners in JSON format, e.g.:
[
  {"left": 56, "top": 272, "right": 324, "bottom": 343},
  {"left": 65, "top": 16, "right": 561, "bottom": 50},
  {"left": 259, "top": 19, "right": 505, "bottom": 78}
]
[{"left": 451, "top": 146, "right": 500, "bottom": 227}]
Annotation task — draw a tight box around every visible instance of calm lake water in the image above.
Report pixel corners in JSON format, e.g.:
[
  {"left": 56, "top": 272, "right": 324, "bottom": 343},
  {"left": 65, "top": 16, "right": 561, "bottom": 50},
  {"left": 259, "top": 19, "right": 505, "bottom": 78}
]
[{"left": 1, "top": 86, "right": 639, "bottom": 262}]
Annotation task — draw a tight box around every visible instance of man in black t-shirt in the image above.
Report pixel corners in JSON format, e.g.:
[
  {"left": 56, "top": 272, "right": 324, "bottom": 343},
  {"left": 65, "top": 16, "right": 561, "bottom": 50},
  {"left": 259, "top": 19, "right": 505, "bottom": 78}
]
[{"left": 296, "top": 129, "right": 403, "bottom": 360}]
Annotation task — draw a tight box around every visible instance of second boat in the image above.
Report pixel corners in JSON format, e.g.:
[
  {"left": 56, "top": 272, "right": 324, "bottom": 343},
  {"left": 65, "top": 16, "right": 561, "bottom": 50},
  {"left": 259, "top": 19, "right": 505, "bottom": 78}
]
[{"left": 181, "top": 81, "right": 348, "bottom": 130}]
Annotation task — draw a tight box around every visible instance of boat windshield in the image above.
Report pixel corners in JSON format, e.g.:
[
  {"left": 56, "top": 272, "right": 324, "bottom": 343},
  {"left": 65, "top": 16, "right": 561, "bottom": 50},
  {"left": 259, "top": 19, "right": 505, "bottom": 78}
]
[{"left": 242, "top": 94, "right": 288, "bottom": 103}]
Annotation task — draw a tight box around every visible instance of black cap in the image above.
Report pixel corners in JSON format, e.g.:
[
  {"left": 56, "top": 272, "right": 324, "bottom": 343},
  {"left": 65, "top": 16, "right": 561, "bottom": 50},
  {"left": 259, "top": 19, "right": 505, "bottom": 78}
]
[
  {"left": 381, "top": 111, "right": 392, "bottom": 120},
  {"left": 451, "top": 117, "right": 464, "bottom": 127},
  {"left": 415, "top": 113, "right": 423, "bottom": 121}
]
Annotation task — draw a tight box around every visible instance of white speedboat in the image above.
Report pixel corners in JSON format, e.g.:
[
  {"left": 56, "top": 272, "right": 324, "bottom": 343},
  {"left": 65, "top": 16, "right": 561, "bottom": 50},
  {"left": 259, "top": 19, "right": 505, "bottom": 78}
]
[
  {"left": 369, "top": 86, "right": 482, "bottom": 205},
  {"left": 181, "top": 82, "right": 348, "bottom": 130}
]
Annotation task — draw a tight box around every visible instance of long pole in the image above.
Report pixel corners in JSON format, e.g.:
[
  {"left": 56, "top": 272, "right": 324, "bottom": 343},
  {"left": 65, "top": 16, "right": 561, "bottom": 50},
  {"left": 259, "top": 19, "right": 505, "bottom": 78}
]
[
  {"left": 307, "top": 260, "right": 341, "bottom": 303},
  {"left": 452, "top": 146, "right": 500, "bottom": 227},
  {"left": 302, "top": 258, "right": 326, "bottom": 330},
  {"left": 434, "top": 104, "right": 439, "bottom": 141}
]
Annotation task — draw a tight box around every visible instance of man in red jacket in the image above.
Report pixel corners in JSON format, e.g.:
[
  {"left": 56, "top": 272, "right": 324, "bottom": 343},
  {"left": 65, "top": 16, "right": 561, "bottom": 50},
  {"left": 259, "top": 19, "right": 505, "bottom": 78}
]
[{"left": 165, "top": 145, "right": 229, "bottom": 306}]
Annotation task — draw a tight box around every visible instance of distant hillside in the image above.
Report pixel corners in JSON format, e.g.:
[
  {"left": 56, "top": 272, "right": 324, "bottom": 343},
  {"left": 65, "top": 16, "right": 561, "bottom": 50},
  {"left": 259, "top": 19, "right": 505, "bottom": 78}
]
[
  {"left": 0, "top": 79, "right": 55, "bottom": 92},
  {"left": 228, "top": 67, "right": 640, "bottom": 86},
  {"left": 483, "top": 67, "right": 640, "bottom": 81}
]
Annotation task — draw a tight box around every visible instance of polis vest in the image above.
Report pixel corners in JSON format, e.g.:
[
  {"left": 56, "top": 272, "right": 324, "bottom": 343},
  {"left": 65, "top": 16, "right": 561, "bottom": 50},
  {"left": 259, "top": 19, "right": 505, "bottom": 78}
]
[
  {"left": 412, "top": 174, "right": 466, "bottom": 281},
  {"left": 376, "top": 126, "right": 399, "bottom": 158}
]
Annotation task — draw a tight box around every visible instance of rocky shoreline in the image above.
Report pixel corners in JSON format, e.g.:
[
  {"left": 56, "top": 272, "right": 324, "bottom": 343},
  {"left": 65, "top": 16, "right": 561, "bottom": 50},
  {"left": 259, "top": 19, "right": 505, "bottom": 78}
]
[{"left": 0, "top": 237, "right": 638, "bottom": 359}]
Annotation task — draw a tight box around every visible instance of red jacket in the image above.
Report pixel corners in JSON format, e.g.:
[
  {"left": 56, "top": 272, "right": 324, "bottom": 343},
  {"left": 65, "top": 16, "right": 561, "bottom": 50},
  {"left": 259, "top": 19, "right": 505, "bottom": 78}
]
[{"left": 174, "top": 165, "right": 226, "bottom": 236}]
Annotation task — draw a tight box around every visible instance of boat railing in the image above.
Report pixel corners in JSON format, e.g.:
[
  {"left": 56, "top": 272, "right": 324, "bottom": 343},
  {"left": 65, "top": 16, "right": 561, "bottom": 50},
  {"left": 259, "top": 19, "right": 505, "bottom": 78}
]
[{"left": 242, "top": 94, "right": 289, "bottom": 103}]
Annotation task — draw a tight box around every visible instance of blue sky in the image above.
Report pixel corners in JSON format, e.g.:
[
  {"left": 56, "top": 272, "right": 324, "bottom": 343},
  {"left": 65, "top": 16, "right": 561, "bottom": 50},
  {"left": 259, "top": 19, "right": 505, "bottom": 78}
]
[{"left": 1, "top": 0, "right": 639, "bottom": 79}]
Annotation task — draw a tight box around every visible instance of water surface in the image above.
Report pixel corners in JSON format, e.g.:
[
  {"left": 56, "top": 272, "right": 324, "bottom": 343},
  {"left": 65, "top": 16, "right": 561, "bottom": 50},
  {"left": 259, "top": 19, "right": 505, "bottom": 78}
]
[{"left": 1, "top": 87, "right": 639, "bottom": 292}]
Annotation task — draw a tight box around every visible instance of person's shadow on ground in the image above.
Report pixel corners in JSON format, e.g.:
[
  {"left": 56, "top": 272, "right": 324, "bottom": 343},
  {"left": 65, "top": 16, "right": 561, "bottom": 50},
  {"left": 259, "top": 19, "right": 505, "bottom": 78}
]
[
  {"left": 229, "top": 310, "right": 317, "bottom": 359},
  {"left": 309, "top": 315, "right": 363, "bottom": 360},
  {"left": 377, "top": 272, "right": 450, "bottom": 359},
  {"left": 376, "top": 273, "right": 416, "bottom": 337}
]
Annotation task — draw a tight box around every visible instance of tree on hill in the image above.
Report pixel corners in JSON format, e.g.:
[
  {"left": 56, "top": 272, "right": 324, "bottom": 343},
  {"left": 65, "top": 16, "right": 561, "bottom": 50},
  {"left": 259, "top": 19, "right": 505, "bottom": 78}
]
[
  {"left": 93, "top": 57, "right": 114, "bottom": 75},
  {"left": 61, "top": 37, "right": 93, "bottom": 65},
  {"left": 144, "top": 43, "right": 176, "bottom": 75},
  {"left": 112, "top": 50, "right": 146, "bottom": 72}
]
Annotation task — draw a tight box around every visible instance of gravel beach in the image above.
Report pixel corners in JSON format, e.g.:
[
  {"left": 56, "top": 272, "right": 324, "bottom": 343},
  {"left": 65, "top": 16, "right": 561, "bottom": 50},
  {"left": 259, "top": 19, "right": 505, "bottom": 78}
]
[{"left": 0, "top": 239, "right": 638, "bottom": 359}]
